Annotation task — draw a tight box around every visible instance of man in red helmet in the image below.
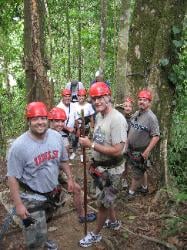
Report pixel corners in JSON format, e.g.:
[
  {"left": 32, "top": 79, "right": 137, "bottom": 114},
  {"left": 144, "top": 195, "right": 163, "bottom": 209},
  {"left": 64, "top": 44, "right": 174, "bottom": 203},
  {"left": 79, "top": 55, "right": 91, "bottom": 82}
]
[
  {"left": 57, "top": 89, "right": 79, "bottom": 159},
  {"left": 48, "top": 107, "right": 96, "bottom": 223},
  {"left": 78, "top": 82, "right": 128, "bottom": 247},
  {"left": 7, "top": 102, "right": 74, "bottom": 249},
  {"left": 126, "top": 89, "right": 160, "bottom": 199},
  {"left": 72, "top": 89, "right": 95, "bottom": 161}
]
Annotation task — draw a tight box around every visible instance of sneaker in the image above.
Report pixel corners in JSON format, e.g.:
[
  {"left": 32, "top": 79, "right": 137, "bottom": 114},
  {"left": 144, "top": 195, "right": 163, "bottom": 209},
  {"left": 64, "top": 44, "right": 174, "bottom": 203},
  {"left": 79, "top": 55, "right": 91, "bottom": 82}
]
[
  {"left": 44, "top": 240, "right": 58, "bottom": 249},
  {"left": 79, "top": 232, "right": 102, "bottom": 247},
  {"left": 126, "top": 191, "right": 136, "bottom": 201},
  {"left": 122, "top": 179, "right": 128, "bottom": 189},
  {"left": 137, "top": 186, "right": 149, "bottom": 194},
  {"left": 69, "top": 152, "right": 76, "bottom": 160},
  {"left": 79, "top": 212, "right": 97, "bottom": 223},
  {"left": 80, "top": 154, "right": 83, "bottom": 162},
  {"left": 103, "top": 219, "right": 121, "bottom": 230}
]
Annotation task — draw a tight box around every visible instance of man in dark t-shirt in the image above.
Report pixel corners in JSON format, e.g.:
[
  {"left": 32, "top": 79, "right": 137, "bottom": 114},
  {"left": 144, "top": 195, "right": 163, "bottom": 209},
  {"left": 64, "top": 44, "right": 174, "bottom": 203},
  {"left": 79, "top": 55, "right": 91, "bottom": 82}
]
[{"left": 127, "top": 89, "right": 160, "bottom": 198}]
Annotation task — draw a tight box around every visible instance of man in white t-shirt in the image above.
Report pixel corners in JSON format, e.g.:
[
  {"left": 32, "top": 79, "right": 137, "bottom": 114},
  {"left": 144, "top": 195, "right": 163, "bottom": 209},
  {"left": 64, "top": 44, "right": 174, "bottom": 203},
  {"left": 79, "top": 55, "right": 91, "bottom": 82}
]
[{"left": 72, "top": 89, "right": 95, "bottom": 161}]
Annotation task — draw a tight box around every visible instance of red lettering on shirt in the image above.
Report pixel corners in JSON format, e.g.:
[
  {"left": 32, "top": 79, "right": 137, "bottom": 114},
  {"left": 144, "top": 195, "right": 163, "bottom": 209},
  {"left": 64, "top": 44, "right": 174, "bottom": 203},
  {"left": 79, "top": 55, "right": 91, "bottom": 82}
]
[{"left": 34, "top": 150, "right": 59, "bottom": 167}]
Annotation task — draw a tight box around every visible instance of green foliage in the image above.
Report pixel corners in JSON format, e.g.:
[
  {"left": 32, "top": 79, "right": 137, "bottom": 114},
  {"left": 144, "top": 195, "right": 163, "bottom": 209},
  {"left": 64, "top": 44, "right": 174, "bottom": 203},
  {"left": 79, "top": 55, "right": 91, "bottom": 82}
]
[
  {"left": 168, "top": 19, "right": 187, "bottom": 192},
  {"left": 174, "top": 192, "right": 187, "bottom": 202},
  {"left": 159, "top": 58, "right": 169, "bottom": 67},
  {"left": 0, "top": 87, "right": 25, "bottom": 133},
  {"left": 162, "top": 216, "right": 187, "bottom": 239},
  {"left": 0, "top": 87, "right": 26, "bottom": 156}
]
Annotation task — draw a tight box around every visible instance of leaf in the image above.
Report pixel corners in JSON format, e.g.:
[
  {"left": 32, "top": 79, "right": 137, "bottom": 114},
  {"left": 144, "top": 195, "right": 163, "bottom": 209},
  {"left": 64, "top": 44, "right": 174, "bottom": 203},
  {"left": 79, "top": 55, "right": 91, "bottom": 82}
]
[
  {"left": 159, "top": 58, "right": 169, "bottom": 66},
  {"left": 168, "top": 72, "right": 177, "bottom": 84},
  {"left": 175, "top": 192, "right": 187, "bottom": 202},
  {"left": 172, "top": 26, "right": 181, "bottom": 35},
  {"left": 173, "top": 40, "right": 183, "bottom": 48},
  {"left": 128, "top": 215, "right": 136, "bottom": 220}
]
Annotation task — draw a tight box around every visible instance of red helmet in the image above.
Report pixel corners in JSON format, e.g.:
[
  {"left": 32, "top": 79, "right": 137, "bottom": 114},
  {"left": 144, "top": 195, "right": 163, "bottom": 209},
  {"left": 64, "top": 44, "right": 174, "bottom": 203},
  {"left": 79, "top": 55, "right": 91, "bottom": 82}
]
[
  {"left": 61, "top": 89, "right": 71, "bottom": 96},
  {"left": 138, "top": 89, "right": 152, "bottom": 101},
  {"left": 26, "top": 102, "right": 48, "bottom": 118},
  {"left": 89, "top": 82, "right": 111, "bottom": 97},
  {"left": 48, "top": 107, "right": 67, "bottom": 120},
  {"left": 124, "top": 96, "right": 133, "bottom": 103},
  {"left": 78, "top": 89, "right": 87, "bottom": 96}
]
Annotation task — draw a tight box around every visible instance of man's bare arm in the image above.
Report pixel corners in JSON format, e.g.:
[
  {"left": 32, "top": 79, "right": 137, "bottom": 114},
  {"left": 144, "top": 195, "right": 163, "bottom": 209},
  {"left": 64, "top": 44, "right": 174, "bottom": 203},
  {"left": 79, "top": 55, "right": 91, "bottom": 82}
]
[
  {"left": 59, "top": 161, "right": 74, "bottom": 192},
  {"left": 142, "top": 136, "right": 160, "bottom": 159},
  {"left": 79, "top": 136, "right": 125, "bottom": 157}
]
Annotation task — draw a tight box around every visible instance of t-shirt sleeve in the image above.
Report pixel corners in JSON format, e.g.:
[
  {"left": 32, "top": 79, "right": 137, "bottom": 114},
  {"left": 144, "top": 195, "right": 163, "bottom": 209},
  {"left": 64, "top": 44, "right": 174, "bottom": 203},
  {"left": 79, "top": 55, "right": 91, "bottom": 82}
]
[
  {"left": 65, "top": 82, "right": 71, "bottom": 89},
  {"left": 79, "top": 82, "right": 84, "bottom": 89},
  {"left": 111, "top": 114, "right": 128, "bottom": 145},
  {"left": 88, "top": 103, "right": 95, "bottom": 116},
  {"left": 7, "top": 144, "right": 25, "bottom": 179},
  {"left": 149, "top": 116, "right": 160, "bottom": 137},
  {"left": 59, "top": 137, "right": 69, "bottom": 162}
]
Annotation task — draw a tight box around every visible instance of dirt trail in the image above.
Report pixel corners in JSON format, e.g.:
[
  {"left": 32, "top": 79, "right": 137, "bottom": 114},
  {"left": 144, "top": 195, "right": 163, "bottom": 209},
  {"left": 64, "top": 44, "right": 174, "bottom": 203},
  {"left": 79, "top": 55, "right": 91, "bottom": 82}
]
[{"left": 0, "top": 155, "right": 186, "bottom": 250}]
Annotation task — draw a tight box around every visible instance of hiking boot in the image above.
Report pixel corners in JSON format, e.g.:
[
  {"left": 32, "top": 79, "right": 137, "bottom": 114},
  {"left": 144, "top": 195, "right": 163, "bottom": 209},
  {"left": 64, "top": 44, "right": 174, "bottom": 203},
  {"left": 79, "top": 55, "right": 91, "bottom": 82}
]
[
  {"left": 79, "top": 232, "right": 102, "bottom": 247},
  {"left": 103, "top": 219, "right": 121, "bottom": 230},
  {"left": 44, "top": 240, "right": 58, "bottom": 249},
  {"left": 69, "top": 152, "right": 76, "bottom": 160},
  {"left": 137, "top": 186, "right": 149, "bottom": 195},
  {"left": 79, "top": 212, "right": 97, "bottom": 223}
]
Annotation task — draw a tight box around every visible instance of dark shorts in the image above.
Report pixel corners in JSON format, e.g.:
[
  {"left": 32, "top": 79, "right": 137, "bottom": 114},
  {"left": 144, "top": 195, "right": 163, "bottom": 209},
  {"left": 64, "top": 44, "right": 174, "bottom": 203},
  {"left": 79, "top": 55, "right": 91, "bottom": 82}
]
[
  {"left": 127, "top": 151, "right": 147, "bottom": 178},
  {"left": 131, "top": 164, "right": 145, "bottom": 178}
]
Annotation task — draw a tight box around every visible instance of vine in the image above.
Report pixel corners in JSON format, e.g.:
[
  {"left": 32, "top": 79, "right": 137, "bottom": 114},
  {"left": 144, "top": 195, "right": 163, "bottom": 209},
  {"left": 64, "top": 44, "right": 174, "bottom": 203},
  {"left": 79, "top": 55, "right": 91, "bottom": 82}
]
[{"left": 168, "top": 19, "right": 187, "bottom": 192}]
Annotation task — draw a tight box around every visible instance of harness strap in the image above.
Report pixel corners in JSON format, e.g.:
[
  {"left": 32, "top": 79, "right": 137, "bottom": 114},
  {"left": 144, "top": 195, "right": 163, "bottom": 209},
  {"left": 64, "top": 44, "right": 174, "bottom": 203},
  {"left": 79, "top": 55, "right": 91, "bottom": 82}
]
[
  {"left": 19, "top": 182, "right": 65, "bottom": 207},
  {"left": 92, "top": 155, "right": 124, "bottom": 168}
]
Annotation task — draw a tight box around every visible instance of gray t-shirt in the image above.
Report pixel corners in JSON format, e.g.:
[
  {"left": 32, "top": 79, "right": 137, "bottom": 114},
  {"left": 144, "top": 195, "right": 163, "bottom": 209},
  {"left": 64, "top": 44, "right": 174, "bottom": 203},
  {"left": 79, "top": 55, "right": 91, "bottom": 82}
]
[
  {"left": 7, "top": 128, "right": 68, "bottom": 193},
  {"left": 92, "top": 108, "right": 128, "bottom": 161},
  {"left": 128, "top": 109, "right": 160, "bottom": 150}
]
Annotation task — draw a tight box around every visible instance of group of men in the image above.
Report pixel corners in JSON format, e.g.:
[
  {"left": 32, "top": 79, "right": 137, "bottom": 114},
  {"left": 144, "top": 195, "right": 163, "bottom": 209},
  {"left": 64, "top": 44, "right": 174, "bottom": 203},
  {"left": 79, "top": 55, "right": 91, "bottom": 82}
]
[{"left": 6, "top": 79, "right": 160, "bottom": 249}]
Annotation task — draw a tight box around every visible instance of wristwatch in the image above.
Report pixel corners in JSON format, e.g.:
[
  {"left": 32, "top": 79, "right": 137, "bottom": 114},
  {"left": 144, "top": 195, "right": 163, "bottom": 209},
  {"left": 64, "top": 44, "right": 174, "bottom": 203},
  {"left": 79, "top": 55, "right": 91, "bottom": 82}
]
[{"left": 91, "top": 142, "right": 95, "bottom": 149}]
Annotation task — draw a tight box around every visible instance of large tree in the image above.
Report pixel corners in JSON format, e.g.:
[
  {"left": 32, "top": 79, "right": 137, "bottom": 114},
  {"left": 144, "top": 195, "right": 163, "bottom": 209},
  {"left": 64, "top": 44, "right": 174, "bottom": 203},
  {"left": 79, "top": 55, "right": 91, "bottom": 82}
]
[
  {"left": 24, "top": 0, "right": 53, "bottom": 108},
  {"left": 115, "top": 0, "right": 132, "bottom": 103},
  {"left": 99, "top": 0, "right": 108, "bottom": 72},
  {"left": 125, "top": 0, "right": 187, "bottom": 186}
]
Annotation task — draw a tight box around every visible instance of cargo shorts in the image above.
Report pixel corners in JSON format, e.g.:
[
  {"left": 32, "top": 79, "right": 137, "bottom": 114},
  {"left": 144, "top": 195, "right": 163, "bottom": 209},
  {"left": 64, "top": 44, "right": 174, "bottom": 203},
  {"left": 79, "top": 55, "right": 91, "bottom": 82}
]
[
  {"left": 127, "top": 151, "right": 147, "bottom": 178},
  {"left": 21, "top": 198, "right": 48, "bottom": 249},
  {"left": 95, "top": 163, "right": 124, "bottom": 208}
]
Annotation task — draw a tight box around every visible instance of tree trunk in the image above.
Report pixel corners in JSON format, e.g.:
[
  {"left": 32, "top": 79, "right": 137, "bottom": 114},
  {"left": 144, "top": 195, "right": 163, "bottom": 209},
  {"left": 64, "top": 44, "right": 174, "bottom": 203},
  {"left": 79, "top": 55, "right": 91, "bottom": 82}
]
[
  {"left": 115, "top": 0, "right": 131, "bottom": 104},
  {"left": 99, "top": 0, "right": 108, "bottom": 72},
  {"left": 24, "top": 0, "right": 53, "bottom": 109},
  {"left": 78, "top": 4, "right": 82, "bottom": 81},
  {"left": 126, "top": 0, "right": 187, "bottom": 186},
  {"left": 65, "top": 0, "right": 71, "bottom": 80}
]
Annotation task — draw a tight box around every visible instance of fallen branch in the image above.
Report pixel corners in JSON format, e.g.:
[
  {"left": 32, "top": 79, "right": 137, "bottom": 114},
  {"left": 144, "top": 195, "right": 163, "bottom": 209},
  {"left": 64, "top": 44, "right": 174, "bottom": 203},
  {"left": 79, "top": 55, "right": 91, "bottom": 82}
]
[
  {"left": 86, "top": 203, "right": 177, "bottom": 250},
  {"left": 121, "top": 225, "right": 177, "bottom": 250}
]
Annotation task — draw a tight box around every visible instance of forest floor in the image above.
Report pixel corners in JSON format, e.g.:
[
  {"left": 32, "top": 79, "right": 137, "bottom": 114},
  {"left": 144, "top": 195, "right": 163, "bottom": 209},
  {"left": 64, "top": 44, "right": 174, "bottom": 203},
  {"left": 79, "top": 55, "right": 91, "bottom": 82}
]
[{"left": 0, "top": 148, "right": 186, "bottom": 250}]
